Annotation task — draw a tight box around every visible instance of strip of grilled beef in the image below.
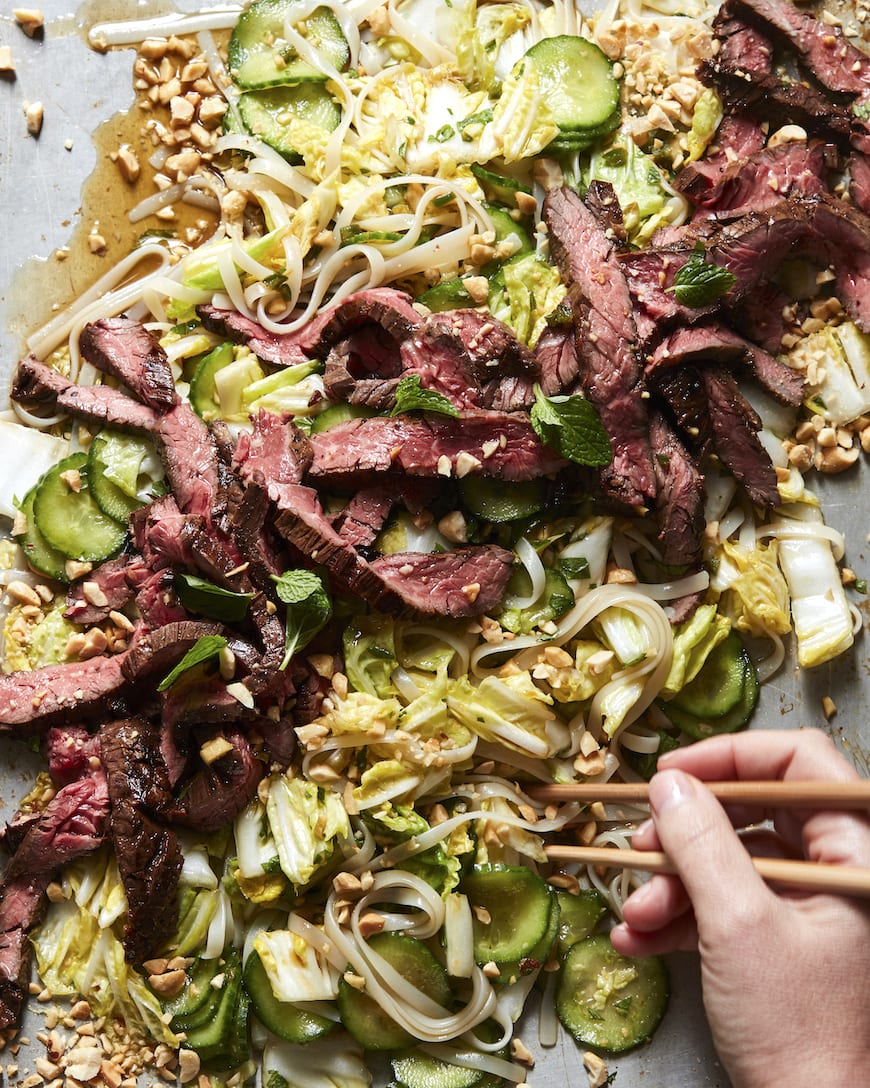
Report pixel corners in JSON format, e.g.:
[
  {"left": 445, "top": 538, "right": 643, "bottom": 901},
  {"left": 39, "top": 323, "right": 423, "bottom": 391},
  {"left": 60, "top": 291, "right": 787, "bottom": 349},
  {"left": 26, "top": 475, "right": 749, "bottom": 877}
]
[
  {"left": 11, "top": 357, "right": 160, "bottom": 433},
  {"left": 0, "top": 773, "right": 108, "bottom": 1028},
  {"left": 121, "top": 621, "right": 225, "bottom": 685},
  {"left": 676, "top": 141, "right": 827, "bottom": 219},
  {"left": 534, "top": 321, "right": 582, "bottom": 397},
  {"left": 233, "top": 409, "right": 313, "bottom": 483},
  {"left": 649, "top": 413, "right": 705, "bottom": 568},
  {"left": 730, "top": 281, "right": 793, "bottom": 354},
  {"left": 198, "top": 287, "right": 422, "bottom": 367},
  {"left": 727, "top": 0, "right": 870, "bottom": 98},
  {"left": 45, "top": 724, "right": 102, "bottom": 784},
  {"left": 323, "top": 351, "right": 401, "bottom": 410},
  {"left": 582, "top": 180, "right": 628, "bottom": 245},
  {"left": 651, "top": 368, "right": 714, "bottom": 457},
  {"left": 674, "top": 116, "right": 766, "bottom": 201},
  {"left": 157, "top": 401, "right": 225, "bottom": 523},
  {"left": 134, "top": 570, "right": 189, "bottom": 629},
  {"left": 64, "top": 554, "right": 150, "bottom": 625},
  {"left": 79, "top": 317, "right": 177, "bottom": 411},
  {"left": 850, "top": 152, "right": 870, "bottom": 216},
  {"left": 649, "top": 322, "right": 805, "bottom": 406},
  {"left": 702, "top": 367, "right": 779, "bottom": 506},
  {"left": 307, "top": 413, "right": 565, "bottom": 487},
  {"left": 542, "top": 187, "right": 656, "bottom": 508},
  {"left": 714, "top": 0, "right": 773, "bottom": 72},
  {"left": 99, "top": 719, "right": 182, "bottom": 963},
  {"left": 169, "top": 731, "right": 264, "bottom": 832},
  {"left": 369, "top": 548, "right": 514, "bottom": 616},
  {"left": 0, "top": 653, "right": 132, "bottom": 732}
]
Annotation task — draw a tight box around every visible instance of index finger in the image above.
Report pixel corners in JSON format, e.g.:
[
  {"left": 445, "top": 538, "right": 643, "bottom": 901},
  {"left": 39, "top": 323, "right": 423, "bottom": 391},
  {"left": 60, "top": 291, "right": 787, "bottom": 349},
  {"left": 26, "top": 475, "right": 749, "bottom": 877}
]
[{"left": 658, "top": 729, "right": 870, "bottom": 867}]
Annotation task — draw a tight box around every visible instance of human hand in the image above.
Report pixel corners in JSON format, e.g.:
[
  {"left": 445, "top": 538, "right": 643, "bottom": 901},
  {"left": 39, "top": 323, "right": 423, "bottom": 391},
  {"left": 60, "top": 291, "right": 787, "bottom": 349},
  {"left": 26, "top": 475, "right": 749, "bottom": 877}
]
[{"left": 610, "top": 728, "right": 870, "bottom": 1088}]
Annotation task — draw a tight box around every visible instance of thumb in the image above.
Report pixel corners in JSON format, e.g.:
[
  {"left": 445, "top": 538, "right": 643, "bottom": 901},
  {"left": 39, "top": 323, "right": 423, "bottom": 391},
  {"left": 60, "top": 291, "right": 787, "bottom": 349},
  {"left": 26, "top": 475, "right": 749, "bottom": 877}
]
[{"left": 649, "top": 769, "right": 773, "bottom": 937}]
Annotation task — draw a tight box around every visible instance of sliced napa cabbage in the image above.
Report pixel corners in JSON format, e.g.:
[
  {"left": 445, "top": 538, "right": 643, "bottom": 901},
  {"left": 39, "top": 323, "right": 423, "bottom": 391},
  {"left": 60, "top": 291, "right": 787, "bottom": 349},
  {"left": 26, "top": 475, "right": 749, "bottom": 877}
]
[
  {"left": 233, "top": 798, "right": 288, "bottom": 903},
  {"left": 484, "top": 54, "right": 559, "bottom": 163},
  {"left": 448, "top": 671, "right": 567, "bottom": 757},
  {"left": 585, "top": 129, "right": 688, "bottom": 245},
  {"left": 212, "top": 354, "right": 267, "bottom": 421},
  {"left": 768, "top": 503, "right": 854, "bottom": 667},
  {"left": 686, "top": 88, "right": 723, "bottom": 163},
  {"left": 265, "top": 775, "right": 350, "bottom": 890},
  {"left": 472, "top": 2, "right": 532, "bottom": 88},
  {"left": 318, "top": 690, "right": 402, "bottom": 735},
  {"left": 352, "top": 759, "right": 422, "bottom": 809},
  {"left": 0, "top": 421, "right": 68, "bottom": 521},
  {"left": 789, "top": 322, "right": 870, "bottom": 425},
  {"left": 375, "top": 511, "right": 451, "bottom": 557},
  {"left": 661, "top": 603, "right": 731, "bottom": 697},
  {"left": 343, "top": 617, "right": 399, "bottom": 697},
  {"left": 263, "top": 1034, "right": 370, "bottom": 1088},
  {"left": 474, "top": 795, "right": 546, "bottom": 864},
  {"left": 363, "top": 802, "right": 429, "bottom": 842},
  {"left": 253, "top": 926, "right": 340, "bottom": 1003},
  {"left": 242, "top": 362, "right": 324, "bottom": 416},
  {"left": 594, "top": 607, "right": 649, "bottom": 667},
  {"left": 532, "top": 639, "right": 616, "bottom": 703},
  {"left": 717, "top": 540, "right": 792, "bottom": 641},
  {"left": 488, "top": 253, "right": 567, "bottom": 347},
  {"left": 32, "top": 850, "right": 178, "bottom": 1045}
]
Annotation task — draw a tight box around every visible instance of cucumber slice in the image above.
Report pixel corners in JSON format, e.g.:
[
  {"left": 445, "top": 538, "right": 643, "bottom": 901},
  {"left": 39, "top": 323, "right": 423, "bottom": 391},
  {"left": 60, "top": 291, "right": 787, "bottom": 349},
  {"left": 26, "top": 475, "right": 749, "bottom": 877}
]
[
  {"left": 238, "top": 83, "right": 342, "bottom": 161},
  {"left": 417, "top": 278, "right": 477, "bottom": 313},
  {"left": 460, "top": 477, "right": 546, "bottom": 523},
  {"left": 337, "top": 933, "right": 451, "bottom": 1051},
  {"left": 229, "top": 0, "right": 350, "bottom": 89},
  {"left": 88, "top": 431, "right": 150, "bottom": 523},
  {"left": 660, "top": 656, "right": 759, "bottom": 740},
  {"left": 524, "top": 36, "right": 620, "bottom": 136},
  {"left": 162, "top": 957, "right": 224, "bottom": 1021},
  {"left": 243, "top": 950, "right": 334, "bottom": 1045},
  {"left": 668, "top": 631, "right": 750, "bottom": 719},
  {"left": 470, "top": 164, "right": 533, "bottom": 208},
  {"left": 556, "top": 935, "right": 668, "bottom": 1053},
  {"left": 13, "top": 485, "right": 70, "bottom": 583},
  {"left": 461, "top": 865, "right": 552, "bottom": 965},
  {"left": 391, "top": 1051, "right": 486, "bottom": 1088},
  {"left": 183, "top": 947, "right": 248, "bottom": 1066},
  {"left": 495, "top": 888, "right": 560, "bottom": 985},
  {"left": 484, "top": 204, "right": 534, "bottom": 257},
  {"left": 555, "top": 889, "right": 608, "bottom": 957},
  {"left": 189, "top": 342, "right": 235, "bottom": 419},
  {"left": 311, "top": 403, "right": 377, "bottom": 433},
  {"left": 32, "top": 453, "right": 128, "bottom": 564}
]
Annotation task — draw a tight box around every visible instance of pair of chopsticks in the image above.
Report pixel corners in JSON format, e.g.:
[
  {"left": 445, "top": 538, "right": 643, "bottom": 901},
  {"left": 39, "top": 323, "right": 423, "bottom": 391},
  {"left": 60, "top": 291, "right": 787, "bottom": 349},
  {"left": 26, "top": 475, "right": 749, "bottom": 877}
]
[{"left": 524, "top": 780, "right": 870, "bottom": 899}]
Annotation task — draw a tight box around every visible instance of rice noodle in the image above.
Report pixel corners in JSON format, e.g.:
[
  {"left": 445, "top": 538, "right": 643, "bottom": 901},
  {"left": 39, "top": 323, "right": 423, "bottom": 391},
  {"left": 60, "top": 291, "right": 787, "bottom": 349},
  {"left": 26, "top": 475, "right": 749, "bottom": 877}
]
[{"left": 89, "top": 8, "right": 243, "bottom": 46}]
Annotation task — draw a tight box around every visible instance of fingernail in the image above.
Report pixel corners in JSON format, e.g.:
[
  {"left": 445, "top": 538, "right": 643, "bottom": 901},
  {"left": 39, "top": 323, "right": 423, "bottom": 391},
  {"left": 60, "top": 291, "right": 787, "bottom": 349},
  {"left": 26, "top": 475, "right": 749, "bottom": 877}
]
[
  {"left": 649, "top": 769, "right": 695, "bottom": 816},
  {"left": 635, "top": 817, "right": 654, "bottom": 837},
  {"left": 625, "top": 879, "right": 654, "bottom": 908}
]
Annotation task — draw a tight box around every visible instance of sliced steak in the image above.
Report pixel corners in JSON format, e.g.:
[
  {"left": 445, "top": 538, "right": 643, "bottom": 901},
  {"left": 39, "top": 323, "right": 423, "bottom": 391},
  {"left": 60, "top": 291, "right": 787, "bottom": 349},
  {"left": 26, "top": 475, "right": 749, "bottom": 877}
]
[
  {"left": 99, "top": 719, "right": 182, "bottom": 963},
  {"left": 121, "top": 621, "right": 225, "bottom": 685},
  {"left": 850, "top": 152, "right": 870, "bottom": 216},
  {"left": 543, "top": 187, "right": 655, "bottom": 507},
  {"left": 307, "top": 413, "right": 565, "bottom": 486},
  {"left": 535, "top": 321, "right": 581, "bottom": 397},
  {"left": 335, "top": 486, "right": 400, "bottom": 549},
  {"left": 652, "top": 368, "right": 714, "bottom": 456},
  {"left": 169, "top": 731, "right": 264, "bottom": 832},
  {"left": 156, "top": 400, "right": 225, "bottom": 522},
  {"left": 0, "top": 653, "right": 131, "bottom": 732},
  {"left": 64, "top": 554, "right": 149, "bottom": 625},
  {"left": 675, "top": 116, "right": 766, "bottom": 200},
  {"left": 714, "top": 1, "right": 773, "bottom": 72},
  {"left": 677, "top": 141, "right": 827, "bottom": 218},
  {"left": 79, "top": 317, "right": 177, "bottom": 411},
  {"left": 702, "top": 367, "right": 779, "bottom": 506},
  {"left": 11, "top": 357, "right": 160, "bottom": 433},
  {"left": 0, "top": 774, "right": 108, "bottom": 1028},
  {"left": 233, "top": 409, "right": 312, "bottom": 484},
  {"left": 370, "top": 547, "right": 514, "bottom": 616},
  {"left": 45, "top": 724, "right": 102, "bottom": 785},
  {"left": 649, "top": 413, "right": 705, "bottom": 568},
  {"left": 649, "top": 322, "right": 805, "bottom": 406},
  {"left": 728, "top": 0, "right": 870, "bottom": 97}
]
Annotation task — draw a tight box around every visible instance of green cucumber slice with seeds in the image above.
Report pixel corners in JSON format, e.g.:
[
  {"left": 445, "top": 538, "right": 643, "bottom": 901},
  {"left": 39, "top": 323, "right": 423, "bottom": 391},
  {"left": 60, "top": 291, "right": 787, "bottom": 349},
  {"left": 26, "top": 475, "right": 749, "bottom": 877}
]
[
  {"left": 524, "top": 36, "right": 620, "bottom": 137},
  {"left": 470, "top": 164, "right": 533, "bottom": 208},
  {"left": 555, "top": 888, "right": 608, "bottom": 956},
  {"left": 556, "top": 934, "right": 668, "bottom": 1053},
  {"left": 243, "top": 950, "right": 334, "bottom": 1045},
  {"left": 32, "top": 453, "right": 128, "bottom": 564},
  {"left": 461, "top": 865, "right": 552, "bottom": 965},
  {"left": 494, "top": 888, "right": 560, "bottom": 985},
  {"left": 659, "top": 632, "right": 759, "bottom": 739},
  {"left": 237, "top": 83, "right": 342, "bottom": 161},
  {"left": 189, "top": 342, "right": 234, "bottom": 420},
  {"left": 338, "top": 932, "right": 452, "bottom": 1051},
  {"left": 311, "top": 402, "right": 376, "bottom": 433},
  {"left": 229, "top": 0, "right": 350, "bottom": 89},
  {"left": 460, "top": 477, "right": 546, "bottom": 523},
  {"left": 87, "top": 431, "right": 153, "bottom": 523}
]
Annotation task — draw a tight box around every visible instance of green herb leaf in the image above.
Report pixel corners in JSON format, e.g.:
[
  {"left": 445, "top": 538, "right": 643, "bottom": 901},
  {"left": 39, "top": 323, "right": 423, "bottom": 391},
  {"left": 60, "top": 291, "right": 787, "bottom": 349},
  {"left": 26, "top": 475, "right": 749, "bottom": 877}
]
[
  {"left": 391, "top": 375, "right": 459, "bottom": 418},
  {"left": 560, "top": 556, "right": 591, "bottom": 580},
  {"left": 530, "top": 384, "right": 612, "bottom": 467},
  {"left": 271, "top": 569, "right": 332, "bottom": 670},
  {"left": 669, "top": 248, "right": 736, "bottom": 307},
  {"left": 157, "top": 635, "right": 228, "bottom": 692},
  {"left": 174, "top": 573, "right": 254, "bottom": 623}
]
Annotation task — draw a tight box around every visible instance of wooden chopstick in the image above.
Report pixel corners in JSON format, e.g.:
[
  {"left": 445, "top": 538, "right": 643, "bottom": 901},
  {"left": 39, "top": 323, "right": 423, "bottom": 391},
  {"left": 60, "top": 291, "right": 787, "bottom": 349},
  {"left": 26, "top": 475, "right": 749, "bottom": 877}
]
[
  {"left": 525, "top": 780, "right": 870, "bottom": 810},
  {"left": 544, "top": 845, "right": 870, "bottom": 898}
]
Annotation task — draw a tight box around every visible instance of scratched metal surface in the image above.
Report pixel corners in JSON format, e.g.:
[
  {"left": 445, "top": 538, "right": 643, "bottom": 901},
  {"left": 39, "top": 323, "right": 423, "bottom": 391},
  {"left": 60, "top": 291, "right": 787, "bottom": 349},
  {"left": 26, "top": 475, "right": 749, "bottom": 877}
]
[{"left": 0, "top": 4, "right": 868, "bottom": 1087}]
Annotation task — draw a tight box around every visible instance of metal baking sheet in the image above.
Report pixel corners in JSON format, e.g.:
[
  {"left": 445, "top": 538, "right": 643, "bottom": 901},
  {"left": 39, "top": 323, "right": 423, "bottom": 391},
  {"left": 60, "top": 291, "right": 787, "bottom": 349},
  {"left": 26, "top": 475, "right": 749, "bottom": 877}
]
[{"left": 0, "top": 4, "right": 868, "bottom": 1087}]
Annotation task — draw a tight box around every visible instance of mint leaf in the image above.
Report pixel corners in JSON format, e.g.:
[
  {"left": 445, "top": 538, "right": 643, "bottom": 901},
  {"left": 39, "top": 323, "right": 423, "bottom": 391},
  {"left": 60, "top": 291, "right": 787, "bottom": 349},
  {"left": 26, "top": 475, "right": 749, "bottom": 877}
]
[
  {"left": 157, "top": 635, "right": 228, "bottom": 692},
  {"left": 669, "top": 248, "right": 736, "bottom": 307},
  {"left": 391, "top": 375, "right": 459, "bottom": 418},
  {"left": 174, "top": 573, "right": 253, "bottom": 623},
  {"left": 530, "top": 384, "right": 612, "bottom": 467},
  {"left": 271, "top": 570, "right": 332, "bottom": 670}
]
